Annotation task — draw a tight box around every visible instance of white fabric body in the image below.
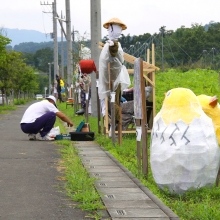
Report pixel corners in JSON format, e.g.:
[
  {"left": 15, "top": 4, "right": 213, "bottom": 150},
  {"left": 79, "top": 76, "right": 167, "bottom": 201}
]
[
  {"left": 20, "top": 100, "right": 59, "bottom": 123},
  {"left": 98, "top": 41, "right": 130, "bottom": 100},
  {"left": 150, "top": 113, "right": 220, "bottom": 194},
  {"left": 54, "top": 86, "right": 57, "bottom": 93},
  {"left": 107, "top": 24, "right": 122, "bottom": 41},
  {"left": 88, "top": 99, "right": 92, "bottom": 114},
  {"left": 101, "top": 99, "right": 106, "bottom": 117}
]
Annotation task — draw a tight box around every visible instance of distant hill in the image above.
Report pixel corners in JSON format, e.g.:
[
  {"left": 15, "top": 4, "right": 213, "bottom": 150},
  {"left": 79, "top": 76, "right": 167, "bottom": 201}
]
[{"left": 4, "top": 28, "right": 61, "bottom": 47}]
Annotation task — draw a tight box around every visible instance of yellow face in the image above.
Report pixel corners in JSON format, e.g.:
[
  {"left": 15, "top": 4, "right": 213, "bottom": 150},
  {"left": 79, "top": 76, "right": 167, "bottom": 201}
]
[{"left": 161, "top": 88, "right": 202, "bottom": 124}]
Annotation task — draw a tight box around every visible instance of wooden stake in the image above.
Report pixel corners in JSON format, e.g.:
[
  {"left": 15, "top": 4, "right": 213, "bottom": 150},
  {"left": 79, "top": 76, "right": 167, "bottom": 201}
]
[
  {"left": 85, "top": 85, "right": 89, "bottom": 123},
  {"left": 111, "top": 80, "right": 116, "bottom": 145},
  {"left": 118, "top": 106, "right": 122, "bottom": 145},
  {"left": 216, "top": 166, "right": 220, "bottom": 187},
  {"left": 96, "top": 73, "right": 101, "bottom": 134},
  {"left": 136, "top": 119, "right": 142, "bottom": 177},
  {"left": 140, "top": 58, "right": 148, "bottom": 176}
]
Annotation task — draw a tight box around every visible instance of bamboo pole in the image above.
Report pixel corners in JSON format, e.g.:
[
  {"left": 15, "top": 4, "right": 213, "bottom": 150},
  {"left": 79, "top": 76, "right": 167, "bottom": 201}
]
[
  {"left": 85, "top": 85, "right": 89, "bottom": 123},
  {"left": 105, "top": 98, "right": 108, "bottom": 137},
  {"left": 140, "top": 59, "right": 148, "bottom": 176},
  {"left": 118, "top": 106, "right": 122, "bottom": 145},
  {"left": 96, "top": 73, "right": 101, "bottom": 134},
  {"left": 152, "top": 43, "right": 156, "bottom": 118}
]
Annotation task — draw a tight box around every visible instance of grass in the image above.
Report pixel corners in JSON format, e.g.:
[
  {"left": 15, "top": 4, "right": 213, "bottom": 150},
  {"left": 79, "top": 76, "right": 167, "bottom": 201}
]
[
  {"left": 57, "top": 141, "right": 105, "bottom": 218},
  {"left": 55, "top": 68, "right": 220, "bottom": 220},
  {"left": 0, "top": 105, "right": 16, "bottom": 114},
  {"left": 0, "top": 97, "right": 34, "bottom": 113}
]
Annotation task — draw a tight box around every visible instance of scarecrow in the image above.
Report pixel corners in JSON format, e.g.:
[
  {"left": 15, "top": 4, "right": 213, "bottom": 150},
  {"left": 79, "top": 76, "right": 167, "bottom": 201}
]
[
  {"left": 98, "top": 17, "right": 130, "bottom": 123},
  {"left": 75, "top": 66, "right": 91, "bottom": 115}
]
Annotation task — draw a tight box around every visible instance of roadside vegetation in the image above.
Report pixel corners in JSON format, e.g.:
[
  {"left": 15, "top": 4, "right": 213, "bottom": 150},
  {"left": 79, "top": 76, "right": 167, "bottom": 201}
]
[
  {"left": 56, "top": 69, "right": 220, "bottom": 220},
  {"left": 0, "top": 98, "right": 32, "bottom": 114}
]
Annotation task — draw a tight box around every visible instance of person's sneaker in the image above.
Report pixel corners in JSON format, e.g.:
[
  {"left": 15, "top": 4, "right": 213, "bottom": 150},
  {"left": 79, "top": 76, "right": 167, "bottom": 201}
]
[
  {"left": 28, "top": 133, "right": 36, "bottom": 141},
  {"left": 36, "top": 133, "right": 55, "bottom": 141}
]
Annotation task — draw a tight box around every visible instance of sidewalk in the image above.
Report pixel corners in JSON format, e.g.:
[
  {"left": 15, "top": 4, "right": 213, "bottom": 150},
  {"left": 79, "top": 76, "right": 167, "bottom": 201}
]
[
  {"left": 0, "top": 102, "right": 180, "bottom": 219},
  {"left": 75, "top": 142, "right": 180, "bottom": 220}
]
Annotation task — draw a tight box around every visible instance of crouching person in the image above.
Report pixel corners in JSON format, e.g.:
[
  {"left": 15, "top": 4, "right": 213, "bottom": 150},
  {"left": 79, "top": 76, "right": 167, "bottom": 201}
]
[{"left": 20, "top": 95, "right": 73, "bottom": 141}]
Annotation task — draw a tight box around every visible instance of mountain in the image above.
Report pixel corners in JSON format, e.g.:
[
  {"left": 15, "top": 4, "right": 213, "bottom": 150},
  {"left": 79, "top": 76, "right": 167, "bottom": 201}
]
[{"left": 4, "top": 28, "right": 61, "bottom": 47}]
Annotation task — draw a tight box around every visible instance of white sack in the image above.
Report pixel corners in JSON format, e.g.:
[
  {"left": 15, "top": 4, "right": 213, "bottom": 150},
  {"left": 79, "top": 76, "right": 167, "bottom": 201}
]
[{"left": 47, "top": 126, "right": 60, "bottom": 138}]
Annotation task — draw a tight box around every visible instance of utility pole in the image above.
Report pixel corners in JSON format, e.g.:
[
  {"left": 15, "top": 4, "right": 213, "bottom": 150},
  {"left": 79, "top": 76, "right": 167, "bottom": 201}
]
[
  {"left": 52, "top": 0, "right": 58, "bottom": 82},
  {"left": 60, "top": 11, "right": 64, "bottom": 79},
  {"left": 203, "top": 50, "right": 207, "bottom": 69},
  {"left": 65, "top": 0, "right": 73, "bottom": 88},
  {"left": 48, "top": 62, "right": 53, "bottom": 96},
  {"left": 40, "top": 1, "right": 58, "bottom": 82},
  {"left": 159, "top": 26, "right": 166, "bottom": 72},
  {"left": 212, "top": 47, "right": 215, "bottom": 70},
  {"left": 90, "top": 0, "right": 101, "bottom": 116}
]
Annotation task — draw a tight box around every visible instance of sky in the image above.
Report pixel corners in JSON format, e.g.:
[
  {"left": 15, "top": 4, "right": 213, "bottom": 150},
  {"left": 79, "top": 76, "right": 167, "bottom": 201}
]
[{"left": 1, "top": 0, "right": 220, "bottom": 40}]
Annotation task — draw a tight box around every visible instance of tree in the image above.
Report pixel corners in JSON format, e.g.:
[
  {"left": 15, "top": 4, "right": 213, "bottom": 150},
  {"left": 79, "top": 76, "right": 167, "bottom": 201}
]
[
  {"left": 0, "top": 34, "right": 11, "bottom": 65},
  {"left": 33, "top": 47, "right": 54, "bottom": 73}
]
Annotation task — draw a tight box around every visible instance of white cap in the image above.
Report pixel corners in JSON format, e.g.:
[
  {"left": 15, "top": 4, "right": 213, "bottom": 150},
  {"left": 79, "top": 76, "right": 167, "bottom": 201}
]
[{"left": 46, "top": 95, "right": 57, "bottom": 108}]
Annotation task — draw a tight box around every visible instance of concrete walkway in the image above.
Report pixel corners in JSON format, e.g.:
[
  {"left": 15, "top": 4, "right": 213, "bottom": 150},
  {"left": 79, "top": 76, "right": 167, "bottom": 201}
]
[
  {"left": 75, "top": 142, "right": 180, "bottom": 220},
  {"left": 0, "top": 102, "right": 180, "bottom": 219}
]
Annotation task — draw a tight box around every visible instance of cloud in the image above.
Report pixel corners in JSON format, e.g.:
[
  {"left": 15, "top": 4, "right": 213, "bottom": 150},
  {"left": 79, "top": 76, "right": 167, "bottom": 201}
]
[{"left": 0, "top": 0, "right": 220, "bottom": 40}]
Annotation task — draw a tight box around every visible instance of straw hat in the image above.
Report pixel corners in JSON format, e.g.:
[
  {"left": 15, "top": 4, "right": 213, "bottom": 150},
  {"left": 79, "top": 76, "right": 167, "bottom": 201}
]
[{"left": 103, "top": 17, "right": 127, "bottom": 30}]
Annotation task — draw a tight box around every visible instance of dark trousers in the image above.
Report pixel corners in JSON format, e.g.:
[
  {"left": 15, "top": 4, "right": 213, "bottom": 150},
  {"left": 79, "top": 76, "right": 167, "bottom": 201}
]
[
  {"left": 58, "top": 91, "right": 63, "bottom": 102},
  {"left": 20, "top": 112, "right": 56, "bottom": 137}
]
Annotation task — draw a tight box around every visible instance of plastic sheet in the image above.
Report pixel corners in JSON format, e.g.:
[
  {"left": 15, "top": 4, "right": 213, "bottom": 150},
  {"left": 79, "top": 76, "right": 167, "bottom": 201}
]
[
  {"left": 98, "top": 42, "right": 130, "bottom": 99},
  {"left": 47, "top": 126, "right": 60, "bottom": 138}
]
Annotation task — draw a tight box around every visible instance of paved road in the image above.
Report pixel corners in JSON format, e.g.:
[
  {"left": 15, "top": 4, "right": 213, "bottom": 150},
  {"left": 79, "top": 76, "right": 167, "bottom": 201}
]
[
  {"left": 0, "top": 102, "right": 180, "bottom": 220},
  {"left": 0, "top": 103, "right": 91, "bottom": 220}
]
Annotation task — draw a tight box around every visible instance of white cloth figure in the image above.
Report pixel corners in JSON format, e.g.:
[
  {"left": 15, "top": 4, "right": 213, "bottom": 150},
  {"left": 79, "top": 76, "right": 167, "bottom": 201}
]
[
  {"left": 53, "top": 83, "right": 58, "bottom": 98},
  {"left": 101, "top": 99, "right": 106, "bottom": 117},
  {"left": 88, "top": 99, "right": 92, "bottom": 114},
  {"left": 108, "top": 24, "right": 122, "bottom": 42},
  {"left": 98, "top": 18, "right": 130, "bottom": 100}
]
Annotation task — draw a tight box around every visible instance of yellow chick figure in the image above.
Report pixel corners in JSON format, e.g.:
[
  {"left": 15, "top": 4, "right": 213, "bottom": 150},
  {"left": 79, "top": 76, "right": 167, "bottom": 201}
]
[
  {"left": 161, "top": 88, "right": 202, "bottom": 124},
  {"left": 197, "top": 95, "right": 220, "bottom": 145},
  {"left": 151, "top": 87, "right": 220, "bottom": 194}
]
